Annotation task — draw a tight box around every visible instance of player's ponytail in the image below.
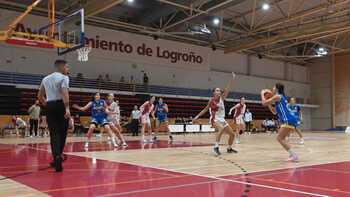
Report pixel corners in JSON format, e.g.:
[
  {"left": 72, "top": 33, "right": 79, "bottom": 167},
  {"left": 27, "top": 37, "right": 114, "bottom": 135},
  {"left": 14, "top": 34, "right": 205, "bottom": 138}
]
[{"left": 275, "top": 83, "right": 285, "bottom": 96}]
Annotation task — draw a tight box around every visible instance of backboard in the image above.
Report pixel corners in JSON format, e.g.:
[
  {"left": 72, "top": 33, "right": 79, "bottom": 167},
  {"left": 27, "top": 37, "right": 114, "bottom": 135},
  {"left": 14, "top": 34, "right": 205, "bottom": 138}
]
[
  {"left": 38, "top": 8, "right": 85, "bottom": 55},
  {"left": 56, "top": 9, "right": 85, "bottom": 55}
]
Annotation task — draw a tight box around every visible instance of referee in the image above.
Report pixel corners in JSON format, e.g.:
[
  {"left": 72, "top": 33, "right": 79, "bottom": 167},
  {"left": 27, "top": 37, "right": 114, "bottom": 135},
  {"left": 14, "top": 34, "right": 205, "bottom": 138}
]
[{"left": 38, "top": 59, "right": 70, "bottom": 172}]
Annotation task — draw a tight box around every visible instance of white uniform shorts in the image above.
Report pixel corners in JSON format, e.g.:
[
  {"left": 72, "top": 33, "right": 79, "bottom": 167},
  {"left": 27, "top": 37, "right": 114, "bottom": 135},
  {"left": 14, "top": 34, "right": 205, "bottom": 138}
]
[
  {"left": 235, "top": 115, "right": 244, "bottom": 125},
  {"left": 140, "top": 115, "right": 151, "bottom": 126},
  {"left": 213, "top": 117, "right": 229, "bottom": 128}
]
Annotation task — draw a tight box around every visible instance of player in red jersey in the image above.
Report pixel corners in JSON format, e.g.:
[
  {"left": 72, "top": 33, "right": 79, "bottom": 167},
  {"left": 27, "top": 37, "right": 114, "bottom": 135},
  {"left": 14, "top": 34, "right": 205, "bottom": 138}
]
[{"left": 193, "top": 73, "right": 237, "bottom": 155}]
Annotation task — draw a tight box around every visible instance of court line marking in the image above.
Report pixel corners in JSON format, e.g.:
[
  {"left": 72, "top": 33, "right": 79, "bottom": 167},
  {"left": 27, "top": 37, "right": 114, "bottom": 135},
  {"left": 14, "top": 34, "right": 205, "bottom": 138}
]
[
  {"left": 103, "top": 159, "right": 330, "bottom": 197},
  {"left": 308, "top": 167, "right": 350, "bottom": 174},
  {"left": 0, "top": 168, "right": 179, "bottom": 178},
  {"left": 0, "top": 161, "right": 92, "bottom": 169},
  {"left": 16, "top": 141, "right": 346, "bottom": 197},
  {"left": 93, "top": 168, "right": 330, "bottom": 197},
  {"left": 222, "top": 168, "right": 313, "bottom": 179},
  {"left": 42, "top": 175, "right": 192, "bottom": 193},
  {"left": 249, "top": 176, "right": 350, "bottom": 194},
  {"left": 68, "top": 148, "right": 336, "bottom": 197}
]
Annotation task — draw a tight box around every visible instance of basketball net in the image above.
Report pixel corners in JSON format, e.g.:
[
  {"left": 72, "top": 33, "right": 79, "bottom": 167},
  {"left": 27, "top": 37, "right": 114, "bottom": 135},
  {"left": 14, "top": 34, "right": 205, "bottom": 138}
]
[{"left": 77, "top": 45, "right": 91, "bottom": 62}]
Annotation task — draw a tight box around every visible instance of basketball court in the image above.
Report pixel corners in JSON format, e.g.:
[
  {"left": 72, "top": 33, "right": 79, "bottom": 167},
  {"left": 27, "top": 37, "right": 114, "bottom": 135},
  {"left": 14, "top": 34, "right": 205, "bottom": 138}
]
[
  {"left": 1, "top": 133, "right": 350, "bottom": 197},
  {"left": 1, "top": 0, "right": 350, "bottom": 197}
]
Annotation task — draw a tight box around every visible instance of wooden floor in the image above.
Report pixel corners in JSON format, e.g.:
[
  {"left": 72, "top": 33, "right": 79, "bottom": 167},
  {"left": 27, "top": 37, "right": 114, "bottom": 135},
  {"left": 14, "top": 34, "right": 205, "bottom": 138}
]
[
  {"left": 1, "top": 132, "right": 350, "bottom": 197},
  {"left": 72, "top": 132, "right": 350, "bottom": 177}
]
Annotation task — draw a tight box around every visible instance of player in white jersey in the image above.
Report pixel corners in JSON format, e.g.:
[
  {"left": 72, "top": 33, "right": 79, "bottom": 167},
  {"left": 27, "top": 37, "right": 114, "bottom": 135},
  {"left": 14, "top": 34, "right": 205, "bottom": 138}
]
[
  {"left": 106, "top": 93, "right": 127, "bottom": 146},
  {"left": 193, "top": 72, "right": 237, "bottom": 155},
  {"left": 229, "top": 97, "right": 246, "bottom": 144}
]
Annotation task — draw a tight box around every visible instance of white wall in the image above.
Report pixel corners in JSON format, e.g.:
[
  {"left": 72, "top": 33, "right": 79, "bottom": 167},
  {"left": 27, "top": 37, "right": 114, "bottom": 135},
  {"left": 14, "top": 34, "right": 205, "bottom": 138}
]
[
  {"left": 250, "top": 57, "right": 285, "bottom": 79},
  {"left": 310, "top": 57, "right": 333, "bottom": 130},
  {"left": 209, "top": 51, "right": 248, "bottom": 74}
]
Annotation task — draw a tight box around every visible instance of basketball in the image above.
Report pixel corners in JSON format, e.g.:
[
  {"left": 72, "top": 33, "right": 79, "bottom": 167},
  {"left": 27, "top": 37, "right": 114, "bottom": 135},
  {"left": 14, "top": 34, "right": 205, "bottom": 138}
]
[{"left": 263, "top": 89, "right": 274, "bottom": 99}]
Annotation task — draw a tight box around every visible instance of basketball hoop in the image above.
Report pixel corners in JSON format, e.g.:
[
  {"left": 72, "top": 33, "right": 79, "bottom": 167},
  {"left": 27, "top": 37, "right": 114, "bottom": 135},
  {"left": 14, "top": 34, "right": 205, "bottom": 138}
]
[{"left": 77, "top": 45, "right": 91, "bottom": 62}]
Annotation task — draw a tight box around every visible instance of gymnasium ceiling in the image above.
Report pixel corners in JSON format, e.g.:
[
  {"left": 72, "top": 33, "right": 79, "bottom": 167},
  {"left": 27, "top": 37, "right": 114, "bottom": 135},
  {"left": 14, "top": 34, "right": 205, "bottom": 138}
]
[{"left": 1, "top": 0, "right": 350, "bottom": 65}]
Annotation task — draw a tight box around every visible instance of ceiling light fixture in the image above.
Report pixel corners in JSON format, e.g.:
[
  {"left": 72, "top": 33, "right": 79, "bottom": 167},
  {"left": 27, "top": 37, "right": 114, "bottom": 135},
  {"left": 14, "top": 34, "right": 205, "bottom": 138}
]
[
  {"left": 262, "top": 3, "right": 270, "bottom": 10},
  {"left": 316, "top": 47, "right": 328, "bottom": 56},
  {"left": 213, "top": 18, "right": 220, "bottom": 26}
]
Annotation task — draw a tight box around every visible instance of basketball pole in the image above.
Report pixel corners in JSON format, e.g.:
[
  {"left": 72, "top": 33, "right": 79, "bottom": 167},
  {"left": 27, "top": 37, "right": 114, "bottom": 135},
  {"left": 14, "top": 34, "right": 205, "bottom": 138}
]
[
  {"left": 48, "top": 0, "right": 55, "bottom": 39},
  {"left": 0, "top": 0, "right": 43, "bottom": 41},
  {"left": 0, "top": 0, "right": 70, "bottom": 49}
]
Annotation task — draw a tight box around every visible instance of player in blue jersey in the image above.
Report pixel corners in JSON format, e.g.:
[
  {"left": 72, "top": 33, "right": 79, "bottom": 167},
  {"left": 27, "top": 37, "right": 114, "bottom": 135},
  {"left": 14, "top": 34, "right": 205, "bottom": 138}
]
[
  {"left": 287, "top": 97, "right": 304, "bottom": 144},
  {"left": 152, "top": 98, "right": 173, "bottom": 143},
  {"left": 73, "top": 93, "right": 118, "bottom": 149},
  {"left": 261, "top": 83, "right": 299, "bottom": 162}
]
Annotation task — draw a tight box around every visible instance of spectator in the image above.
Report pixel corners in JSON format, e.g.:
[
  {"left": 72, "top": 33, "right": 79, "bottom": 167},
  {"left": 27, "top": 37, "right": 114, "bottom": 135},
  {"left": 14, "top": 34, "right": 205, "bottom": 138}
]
[
  {"left": 262, "top": 119, "right": 268, "bottom": 132},
  {"left": 130, "top": 105, "right": 140, "bottom": 136},
  {"left": 143, "top": 73, "right": 149, "bottom": 85},
  {"left": 244, "top": 109, "right": 253, "bottom": 134},
  {"left": 76, "top": 73, "right": 84, "bottom": 81},
  {"left": 143, "top": 72, "right": 149, "bottom": 91},
  {"left": 97, "top": 74, "right": 103, "bottom": 82},
  {"left": 175, "top": 117, "right": 181, "bottom": 124},
  {"left": 120, "top": 76, "right": 125, "bottom": 83},
  {"left": 97, "top": 74, "right": 103, "bottom": 89},
  {"left": 105, "top": 74, "right": 111, "bottom": 82},
  {"left": 12, "top": 116, "right": 27, "bottom": 137},
  {"left": 76, "top": 73, "right": 85, "bottom": 88},
  {"left": 130, "top": 75, "right": 135, "bottom": 92},
  {"left": 263, "top": 118, "right": 277, "bottom": 133},
  {"left": 39, "top": 115, "right": 48, "bottom": 137},
  {"left": 188, "top": 116, "right": 193, "bottom": 124},
  {"left": 28, "top": 100, "right": 41, "bottom": 137}
]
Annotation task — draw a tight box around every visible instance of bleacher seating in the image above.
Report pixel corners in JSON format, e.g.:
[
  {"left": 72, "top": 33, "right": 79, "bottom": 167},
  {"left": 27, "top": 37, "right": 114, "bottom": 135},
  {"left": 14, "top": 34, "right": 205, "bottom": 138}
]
[
  {"left": 0, "top": 71, "right": 275, "bottom": 120},
  {"left": 0, "top": 71, "right": 303, "bottom": 102},
  {"left": 17, "top": 88, "right": 274, "bottom": 120}
]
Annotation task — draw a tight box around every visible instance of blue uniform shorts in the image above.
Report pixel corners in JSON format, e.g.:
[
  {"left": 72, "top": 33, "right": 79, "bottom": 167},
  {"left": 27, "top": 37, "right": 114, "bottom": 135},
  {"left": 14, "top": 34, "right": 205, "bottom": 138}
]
[{"left": 91, "top": 116, "right": 109, "bottom": 127}]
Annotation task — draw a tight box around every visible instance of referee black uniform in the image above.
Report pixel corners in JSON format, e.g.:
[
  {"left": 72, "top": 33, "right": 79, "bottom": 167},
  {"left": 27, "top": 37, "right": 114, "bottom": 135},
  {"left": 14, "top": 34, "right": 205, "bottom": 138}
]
[{"left": 38, "top": 60, "right": 71, "bottom": 172}]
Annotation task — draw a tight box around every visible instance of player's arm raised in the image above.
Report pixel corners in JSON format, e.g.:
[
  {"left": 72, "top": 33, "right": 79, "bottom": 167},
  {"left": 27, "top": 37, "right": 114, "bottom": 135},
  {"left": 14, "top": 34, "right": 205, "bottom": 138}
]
[{"left": 222, "top": 72, "right": 236, "bottom": 100}]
